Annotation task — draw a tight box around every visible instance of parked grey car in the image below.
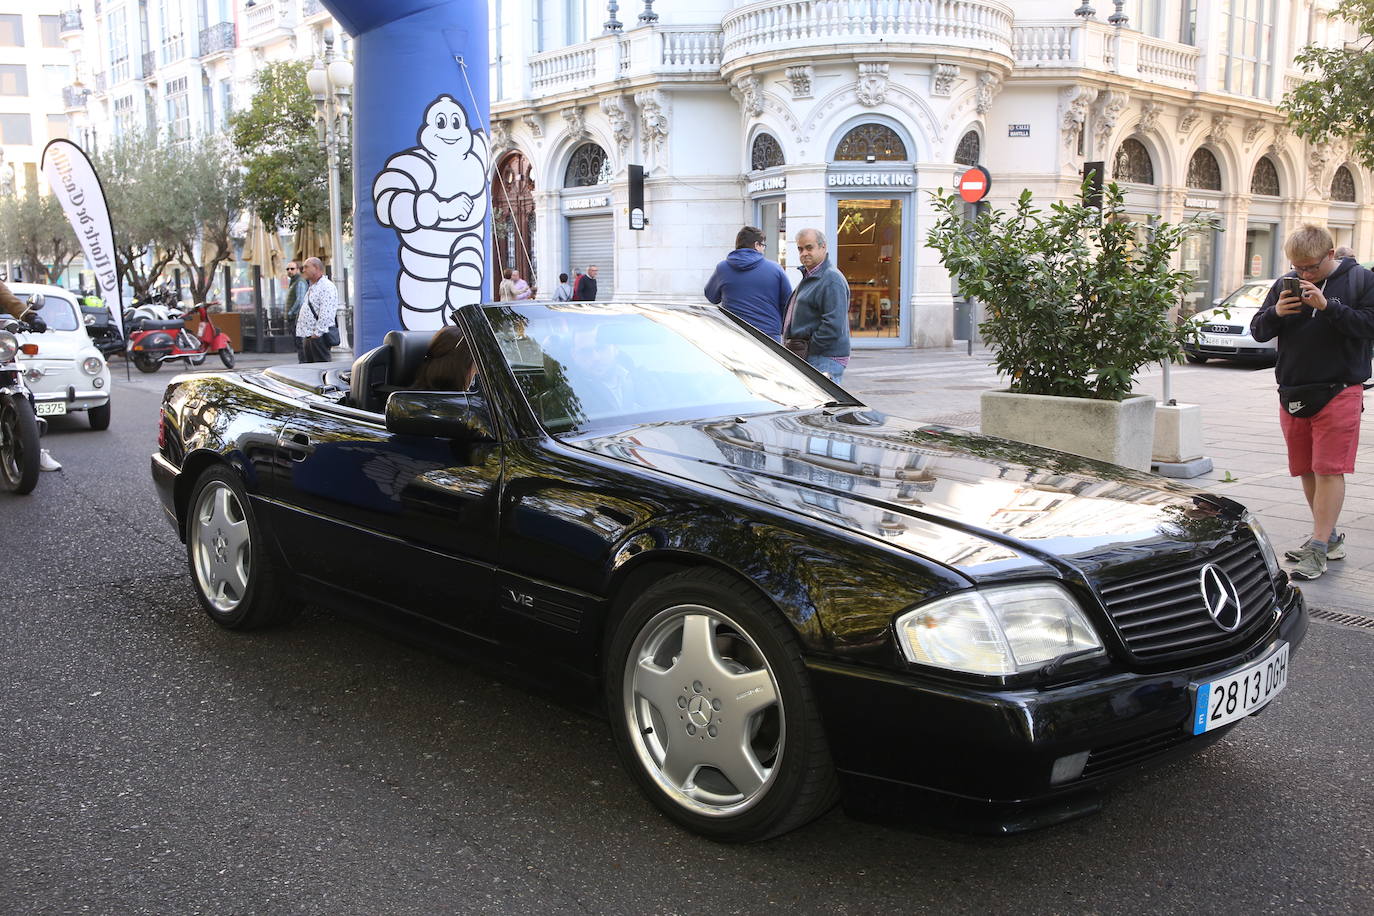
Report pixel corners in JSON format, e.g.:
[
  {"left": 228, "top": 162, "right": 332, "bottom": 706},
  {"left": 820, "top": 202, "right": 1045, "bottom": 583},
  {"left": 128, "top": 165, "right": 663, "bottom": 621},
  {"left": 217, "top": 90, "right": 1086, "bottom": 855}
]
[{"left": 1184, "top": 279, "right": 1277, "bottom": 366}]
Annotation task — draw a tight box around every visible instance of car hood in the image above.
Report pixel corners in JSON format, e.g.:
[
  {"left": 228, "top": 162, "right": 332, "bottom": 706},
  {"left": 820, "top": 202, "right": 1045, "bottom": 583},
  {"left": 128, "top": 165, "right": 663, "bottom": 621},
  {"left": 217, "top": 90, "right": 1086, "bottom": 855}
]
[
  {"left": 571, "top": 408, "right": 1245, "bottom": 582},
  {"left": 1194, "top": 304, "right": 1261, "bottom": 325},
  {"left": 16, "top": 331, "right": 102, "bottom": 363}
]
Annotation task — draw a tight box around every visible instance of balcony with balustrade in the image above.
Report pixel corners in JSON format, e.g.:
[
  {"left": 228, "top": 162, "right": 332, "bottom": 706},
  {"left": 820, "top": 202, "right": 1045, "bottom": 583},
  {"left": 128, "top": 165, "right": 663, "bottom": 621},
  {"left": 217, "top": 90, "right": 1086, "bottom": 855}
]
[
  {"left": 62, "top": 84, "right": 89, "bottom": 112},
  {"left": 242, "top": 0, "right": 298, "bottom": 48},
  {"left": 1012, "top": 18, "right": 1201, "bottom": 92},
  {"left": 517, "top": 24, "right": 726, "bottom": 107},
  {"left": 719, "top": 0, "right": 1016, "bottom": 79}
]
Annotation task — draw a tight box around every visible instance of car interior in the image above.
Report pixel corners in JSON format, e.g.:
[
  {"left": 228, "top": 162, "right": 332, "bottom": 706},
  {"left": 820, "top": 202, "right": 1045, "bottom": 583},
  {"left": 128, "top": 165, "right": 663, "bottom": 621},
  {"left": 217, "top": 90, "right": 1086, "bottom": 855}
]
[{"left": 348, "top": 329, "right": 434, "bottom": 413}]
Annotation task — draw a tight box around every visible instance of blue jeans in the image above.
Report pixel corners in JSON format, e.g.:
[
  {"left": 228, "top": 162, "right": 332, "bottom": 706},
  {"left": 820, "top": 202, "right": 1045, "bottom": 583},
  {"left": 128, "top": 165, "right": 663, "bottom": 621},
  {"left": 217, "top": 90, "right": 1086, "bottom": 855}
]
[{"left": 807, "top": 355, "right": 846, "bottom": 382}]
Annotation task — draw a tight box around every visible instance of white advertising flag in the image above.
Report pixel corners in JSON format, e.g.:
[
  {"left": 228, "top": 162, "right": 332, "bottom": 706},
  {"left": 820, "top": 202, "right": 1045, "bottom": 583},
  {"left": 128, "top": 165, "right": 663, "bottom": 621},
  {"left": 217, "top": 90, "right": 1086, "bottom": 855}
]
[{"left": 41, "top": 139, "right": 123, "bottom": 335}]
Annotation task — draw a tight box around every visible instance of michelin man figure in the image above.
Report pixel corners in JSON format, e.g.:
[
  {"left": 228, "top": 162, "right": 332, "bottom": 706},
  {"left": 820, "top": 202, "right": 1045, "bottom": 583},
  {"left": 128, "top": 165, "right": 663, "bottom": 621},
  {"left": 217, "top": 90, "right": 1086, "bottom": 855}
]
[{"left": 373, "top": 95, "right": 489, "bottom": 330}]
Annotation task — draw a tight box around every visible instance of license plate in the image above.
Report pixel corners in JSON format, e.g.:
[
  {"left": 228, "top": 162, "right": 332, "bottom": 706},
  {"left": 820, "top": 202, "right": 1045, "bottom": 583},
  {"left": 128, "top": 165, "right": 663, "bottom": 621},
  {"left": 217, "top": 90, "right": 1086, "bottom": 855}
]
[
  {"left": 34, "top": 401, "right": 67, "bottom": 416},
  {"left": 1191, "top": 643, "right": 1289, "bottom": 735},
  {"left": 1203, "top": 335, "right": 1236, "bottom": 347}
]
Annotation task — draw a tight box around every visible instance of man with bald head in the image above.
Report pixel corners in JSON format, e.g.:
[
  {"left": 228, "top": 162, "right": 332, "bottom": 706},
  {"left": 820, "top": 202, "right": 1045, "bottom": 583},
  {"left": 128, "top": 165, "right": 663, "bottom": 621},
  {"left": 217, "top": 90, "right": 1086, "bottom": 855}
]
[
  {"left": 782, "top": 228, "right": 851, "bottom": 381},
  {"left": 297, "top": 257, "right": 339, "bottom": 363}
]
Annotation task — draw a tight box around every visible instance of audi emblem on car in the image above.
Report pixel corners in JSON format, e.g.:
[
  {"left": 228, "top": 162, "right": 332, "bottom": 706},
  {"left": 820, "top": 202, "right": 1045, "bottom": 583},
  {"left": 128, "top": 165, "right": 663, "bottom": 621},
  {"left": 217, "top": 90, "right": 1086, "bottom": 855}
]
[{"left": 151, "top": 301, "right": 1307, "bottom": 840}]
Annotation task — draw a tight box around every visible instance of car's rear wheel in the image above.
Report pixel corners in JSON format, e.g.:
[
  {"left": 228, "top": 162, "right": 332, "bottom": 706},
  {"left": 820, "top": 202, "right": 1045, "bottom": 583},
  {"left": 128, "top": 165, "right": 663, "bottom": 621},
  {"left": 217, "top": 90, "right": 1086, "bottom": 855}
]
[
  {"left": 1185, "top": 353, "right": 1209, "bottom": 364},
  {"left": 606, "top": 569, "right": 837, "bottom": 842},
  {"left": 185, "top": 465, "right": 296, "bottom": 629},
  {"left": 87, "top": 400, "right": 111, "bottom": 430}
]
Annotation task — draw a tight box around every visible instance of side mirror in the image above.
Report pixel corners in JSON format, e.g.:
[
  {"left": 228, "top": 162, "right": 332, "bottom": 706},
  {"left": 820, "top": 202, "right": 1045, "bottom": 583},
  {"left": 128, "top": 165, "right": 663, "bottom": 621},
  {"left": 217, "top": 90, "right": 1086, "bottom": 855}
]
[
  {"left": 385, "top": 390, "right": 496, "bottom": 441},
  {"left": 25, "top": 294, "right": 45, "bottom": 311}
]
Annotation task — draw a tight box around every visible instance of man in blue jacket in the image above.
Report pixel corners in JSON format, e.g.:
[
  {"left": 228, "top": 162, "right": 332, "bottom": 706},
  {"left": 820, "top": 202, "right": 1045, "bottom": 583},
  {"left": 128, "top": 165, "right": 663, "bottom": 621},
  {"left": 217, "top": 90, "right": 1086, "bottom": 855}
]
[
  {"left": 1250, "top": 224, "right": 1374, "bottom": 580},
  {"left": 704, "top": 226, "right": 791, "bottom": 340}
]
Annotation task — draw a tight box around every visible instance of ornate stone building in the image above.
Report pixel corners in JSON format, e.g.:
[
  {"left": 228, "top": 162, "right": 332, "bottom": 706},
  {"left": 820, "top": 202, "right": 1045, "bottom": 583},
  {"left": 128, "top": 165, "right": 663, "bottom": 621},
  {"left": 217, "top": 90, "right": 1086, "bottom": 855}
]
[{"left": 491, "top": 0, "right": 1370, "bottom": 348}]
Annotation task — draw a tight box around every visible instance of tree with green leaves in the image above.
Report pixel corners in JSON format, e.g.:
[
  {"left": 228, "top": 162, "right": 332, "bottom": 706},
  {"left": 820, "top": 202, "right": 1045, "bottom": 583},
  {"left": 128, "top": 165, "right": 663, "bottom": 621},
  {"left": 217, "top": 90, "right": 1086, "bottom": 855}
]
[
  {"left": 165, "top": 135, "right": 245, "bottom": 305},
  {"left": 0, "top": 188, "right": 81, "bottom": 284},
  {"left": 230, "top": 60, "right": 350, "bottom": 236},
  {"left": 92, "top": 132, "right": 183, "bottom": 300},
  {"left": 1282, "top": 0, "right": 1374, "bottom": 168}
]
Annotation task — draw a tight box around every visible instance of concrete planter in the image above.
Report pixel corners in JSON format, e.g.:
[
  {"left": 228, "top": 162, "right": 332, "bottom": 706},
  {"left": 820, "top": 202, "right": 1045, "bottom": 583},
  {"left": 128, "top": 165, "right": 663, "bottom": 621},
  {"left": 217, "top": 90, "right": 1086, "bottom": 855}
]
[{"left": 980, "top": 390, "right": 1158, "bottom": 470}]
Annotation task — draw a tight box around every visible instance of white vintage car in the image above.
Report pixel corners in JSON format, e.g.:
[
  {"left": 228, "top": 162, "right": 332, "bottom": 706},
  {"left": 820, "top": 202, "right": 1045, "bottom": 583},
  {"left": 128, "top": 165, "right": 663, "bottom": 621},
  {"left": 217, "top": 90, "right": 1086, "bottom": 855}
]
[{"left": 9, "top": 283, "right": 112, "bottom": 429}]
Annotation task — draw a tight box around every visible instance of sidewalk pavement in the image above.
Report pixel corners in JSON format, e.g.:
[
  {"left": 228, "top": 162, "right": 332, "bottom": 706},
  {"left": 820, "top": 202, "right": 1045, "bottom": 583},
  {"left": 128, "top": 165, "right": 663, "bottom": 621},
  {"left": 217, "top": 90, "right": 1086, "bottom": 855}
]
[
  {"left": 217, "top": 345, "right": 1371, "bottom": 617},
  {"left": 841, "top": 344, "right": 1372, "bottom": 618}
]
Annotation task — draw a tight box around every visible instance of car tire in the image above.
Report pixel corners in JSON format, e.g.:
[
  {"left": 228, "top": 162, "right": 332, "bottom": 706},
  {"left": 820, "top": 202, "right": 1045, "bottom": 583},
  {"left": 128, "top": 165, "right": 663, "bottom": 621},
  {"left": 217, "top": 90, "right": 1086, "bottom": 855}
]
[
  {"left": 1185, "top": 353, "right": 1209, "bottom": 364},
  {"left": 133, "top": 353, "right": 162, "bottom": 373},
  {"left": 185, "top": 465, "right": 296, "bottom": 630},
  {"left": 0, "top": 394, "right": 41, "bottom": 495},
  {"left": 87, "top": 400, "right": 111, "bottom": 430},
  {"left": 218, "top": 347, "right": 235, "bottom": 369},
  {"left": 605, "top": 568, "right": 838, "bottom": 842}
]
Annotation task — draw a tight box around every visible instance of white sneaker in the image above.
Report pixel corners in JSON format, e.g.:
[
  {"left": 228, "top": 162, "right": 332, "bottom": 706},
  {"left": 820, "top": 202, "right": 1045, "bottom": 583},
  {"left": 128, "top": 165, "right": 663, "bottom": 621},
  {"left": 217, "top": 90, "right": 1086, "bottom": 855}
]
[{"left": 38, "top": 449, "right": 62, "bottom": 472}]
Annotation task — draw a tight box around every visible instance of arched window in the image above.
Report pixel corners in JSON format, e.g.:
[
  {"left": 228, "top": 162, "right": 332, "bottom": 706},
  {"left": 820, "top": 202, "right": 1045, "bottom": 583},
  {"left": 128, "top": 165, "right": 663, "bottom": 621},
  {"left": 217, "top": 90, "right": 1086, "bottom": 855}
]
[
  {"left": 563, "top": 142, "right": 611, "bottom": 187},
  {"left": 1331, "top": 165, "right": 1356, "bottom": 202},
  {"left": 1113, "top": 138, "right": 1154, "bottom": 184},
  {"left": 750, "top": 133, "right": 784, "bottom": 171},
  {"left": 1250, "top": 157, "right": 1280, "bottom": 196},
  {"left": 954, "top": 130, "right": 980, "bottom": 166},
  {"left": 834, "top": 123, "right": 907, "bottom": 161},
  {"left": 1186, "top": 148, "right": 1222, "bottom": 190}
]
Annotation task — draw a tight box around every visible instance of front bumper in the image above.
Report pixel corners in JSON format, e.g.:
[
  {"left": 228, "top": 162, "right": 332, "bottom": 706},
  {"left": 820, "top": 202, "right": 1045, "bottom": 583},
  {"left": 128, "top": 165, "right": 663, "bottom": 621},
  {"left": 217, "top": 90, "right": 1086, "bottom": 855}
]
[
  {"left": 1185, "top": 339, "right": 1276, "bottom": 362},
  {"left": 31, "top": 386, "right": 110, "bottom": 411},
  {"left": 810, "top": 587, "right": 1307, "bottom": 834}
]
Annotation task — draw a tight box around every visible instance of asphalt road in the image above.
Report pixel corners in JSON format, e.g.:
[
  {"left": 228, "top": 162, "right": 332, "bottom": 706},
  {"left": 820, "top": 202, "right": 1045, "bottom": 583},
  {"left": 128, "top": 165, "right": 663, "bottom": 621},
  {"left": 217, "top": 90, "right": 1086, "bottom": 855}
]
[{"left": 2, "top": 368, "right": 1371, "bottom": 915}]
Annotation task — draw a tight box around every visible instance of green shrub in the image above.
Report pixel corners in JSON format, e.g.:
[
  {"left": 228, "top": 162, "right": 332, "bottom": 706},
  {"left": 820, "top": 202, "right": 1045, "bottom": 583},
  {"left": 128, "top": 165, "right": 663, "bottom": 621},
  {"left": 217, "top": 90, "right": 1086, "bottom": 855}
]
[{"left": 926, "top": 179, "right": 1209, "bottom": 401}]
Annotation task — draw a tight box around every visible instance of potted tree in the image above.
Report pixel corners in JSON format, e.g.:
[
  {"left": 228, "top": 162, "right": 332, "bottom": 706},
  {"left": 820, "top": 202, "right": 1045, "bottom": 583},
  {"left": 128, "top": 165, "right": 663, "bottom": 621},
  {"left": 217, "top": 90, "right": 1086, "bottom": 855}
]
[{"left": 925, "top": 179, "right": 1207, "bottom": 470}]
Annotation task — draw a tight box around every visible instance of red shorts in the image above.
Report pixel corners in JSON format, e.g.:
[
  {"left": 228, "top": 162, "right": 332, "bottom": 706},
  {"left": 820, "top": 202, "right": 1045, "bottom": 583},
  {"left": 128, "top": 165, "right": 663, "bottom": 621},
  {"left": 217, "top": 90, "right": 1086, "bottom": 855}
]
[{"left": 1279, "top": 385, "right": 1364, "bottom": 476}]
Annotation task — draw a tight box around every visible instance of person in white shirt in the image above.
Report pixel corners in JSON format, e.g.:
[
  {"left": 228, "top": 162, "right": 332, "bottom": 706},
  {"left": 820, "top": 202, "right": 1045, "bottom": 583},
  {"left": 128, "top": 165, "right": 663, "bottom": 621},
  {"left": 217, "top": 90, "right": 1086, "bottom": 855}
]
[{"left": 297, "top": 257, "right": 339, "bottom": 363}]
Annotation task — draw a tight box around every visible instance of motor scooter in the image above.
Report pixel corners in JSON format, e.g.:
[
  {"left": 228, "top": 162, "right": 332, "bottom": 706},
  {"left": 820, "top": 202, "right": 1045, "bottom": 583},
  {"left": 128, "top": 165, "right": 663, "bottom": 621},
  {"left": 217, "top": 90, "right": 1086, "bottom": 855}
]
[
  {"left": 81, "top": 301, "right": 125, "bottom": 359},
  {"left": 0, "top": 298, "right": 47, "bottom": 494},
  {"left": 126, "top": 299, "right": 236, "bottom": 373}
]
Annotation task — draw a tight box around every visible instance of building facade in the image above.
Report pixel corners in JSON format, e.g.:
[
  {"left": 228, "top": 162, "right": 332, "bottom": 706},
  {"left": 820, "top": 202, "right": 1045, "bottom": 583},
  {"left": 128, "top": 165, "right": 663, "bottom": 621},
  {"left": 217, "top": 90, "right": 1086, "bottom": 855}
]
[
  {"left": 0, "top": 2, "right": 74, "bottom": 198},
  {"left": 489, "top": 0, "right": 1372, "bottom": 348}
]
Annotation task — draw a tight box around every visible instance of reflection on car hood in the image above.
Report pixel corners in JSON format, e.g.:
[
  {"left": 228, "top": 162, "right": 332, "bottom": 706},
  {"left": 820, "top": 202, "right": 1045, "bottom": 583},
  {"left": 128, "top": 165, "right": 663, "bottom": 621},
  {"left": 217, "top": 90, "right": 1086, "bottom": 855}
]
[
  {"left": 573, "top": 409, "right": 1240, "bottom": 580},
  {"left": 1194, "top": 305, "right": 1261, "bottom": 324}
]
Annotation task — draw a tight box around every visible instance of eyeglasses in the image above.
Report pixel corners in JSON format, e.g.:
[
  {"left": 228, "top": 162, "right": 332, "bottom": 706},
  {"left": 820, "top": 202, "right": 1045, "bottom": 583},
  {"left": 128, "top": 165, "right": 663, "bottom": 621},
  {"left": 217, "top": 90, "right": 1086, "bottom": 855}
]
[{"left": 1291, "top": 255, "right": 1330, "bottom": 275}]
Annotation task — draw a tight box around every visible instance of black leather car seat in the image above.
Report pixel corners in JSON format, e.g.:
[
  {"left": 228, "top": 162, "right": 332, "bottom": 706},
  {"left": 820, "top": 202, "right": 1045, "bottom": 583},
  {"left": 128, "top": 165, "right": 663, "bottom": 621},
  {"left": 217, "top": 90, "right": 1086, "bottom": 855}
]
[{"left": 349, "top": 329, "right": 433, "bottom": 413}]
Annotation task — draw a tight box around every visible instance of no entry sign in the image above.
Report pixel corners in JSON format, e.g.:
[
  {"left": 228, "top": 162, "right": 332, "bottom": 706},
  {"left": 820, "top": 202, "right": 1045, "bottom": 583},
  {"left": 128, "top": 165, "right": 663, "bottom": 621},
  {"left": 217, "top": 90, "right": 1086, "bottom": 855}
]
[{"left": 958, "top": 166, "right": 991, "bottom": 203}]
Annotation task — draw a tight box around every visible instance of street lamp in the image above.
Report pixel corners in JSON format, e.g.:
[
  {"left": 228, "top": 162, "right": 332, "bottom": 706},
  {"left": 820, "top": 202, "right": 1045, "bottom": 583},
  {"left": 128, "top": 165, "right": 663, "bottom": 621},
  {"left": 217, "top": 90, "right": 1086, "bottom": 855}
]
[{"left": 306, "top": 28, "right": 353, "bottom": 341}]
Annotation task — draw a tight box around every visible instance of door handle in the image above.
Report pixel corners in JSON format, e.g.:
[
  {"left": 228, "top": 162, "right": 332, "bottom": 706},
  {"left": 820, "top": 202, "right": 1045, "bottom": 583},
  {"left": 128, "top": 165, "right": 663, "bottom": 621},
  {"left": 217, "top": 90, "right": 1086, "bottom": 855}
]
[{"left": 278, "top": 430, "right": 313, "bottom": 460}]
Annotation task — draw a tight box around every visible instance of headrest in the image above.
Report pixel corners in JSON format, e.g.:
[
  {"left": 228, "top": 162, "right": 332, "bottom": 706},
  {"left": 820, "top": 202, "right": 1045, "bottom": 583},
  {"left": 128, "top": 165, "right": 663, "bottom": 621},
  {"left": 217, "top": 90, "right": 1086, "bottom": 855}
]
[{"left": 384, "top": 329, "right": 436, "bottom": 389}]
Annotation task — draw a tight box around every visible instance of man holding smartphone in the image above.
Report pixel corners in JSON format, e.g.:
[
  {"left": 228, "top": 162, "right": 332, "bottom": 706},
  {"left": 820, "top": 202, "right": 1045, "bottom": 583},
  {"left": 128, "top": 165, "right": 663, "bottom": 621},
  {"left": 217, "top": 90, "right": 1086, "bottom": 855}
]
[{"left": 1251, "top": 224, "right": 1374, "bottom": 579}]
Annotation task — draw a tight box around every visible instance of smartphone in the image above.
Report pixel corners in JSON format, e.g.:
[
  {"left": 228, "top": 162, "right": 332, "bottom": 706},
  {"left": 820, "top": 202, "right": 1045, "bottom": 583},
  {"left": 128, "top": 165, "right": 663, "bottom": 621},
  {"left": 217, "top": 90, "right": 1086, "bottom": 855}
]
[{"left": 1282, "top": 277, "right": 1303, "bottom": 298}]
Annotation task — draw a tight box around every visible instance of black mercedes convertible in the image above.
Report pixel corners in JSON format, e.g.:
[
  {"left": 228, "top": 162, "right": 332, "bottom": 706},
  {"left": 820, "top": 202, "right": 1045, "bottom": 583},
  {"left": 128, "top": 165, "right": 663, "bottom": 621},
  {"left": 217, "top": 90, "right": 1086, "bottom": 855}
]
[{"left": 152, "top": 301, "right": 1305, "bottom": 841}]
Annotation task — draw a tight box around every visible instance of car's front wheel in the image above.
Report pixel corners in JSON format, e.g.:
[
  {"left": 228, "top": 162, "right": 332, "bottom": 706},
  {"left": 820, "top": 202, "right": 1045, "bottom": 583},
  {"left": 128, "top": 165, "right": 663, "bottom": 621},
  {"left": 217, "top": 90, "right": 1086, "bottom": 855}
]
[
  {"left": 87, "top": 400, "right": 111, "bottom": 430},
  {"left": 606, "top": 569, "right": 837, "bottom": 842},
  {"left": 185, "top": 465, "right": 296, "bottom": 629},
  {"left": 1185, "top": 353, "right": 1209, "bottom": 364}
]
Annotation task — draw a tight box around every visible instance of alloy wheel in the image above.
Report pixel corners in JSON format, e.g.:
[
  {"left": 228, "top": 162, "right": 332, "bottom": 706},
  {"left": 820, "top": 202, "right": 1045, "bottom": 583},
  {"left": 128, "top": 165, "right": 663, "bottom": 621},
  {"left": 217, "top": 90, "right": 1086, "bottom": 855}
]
[
  {"left": 622, "top": 604, "right": 784, "bottom": 818},
  {"left": 189, "top": 480, "right": 251, "bottom": 613}
]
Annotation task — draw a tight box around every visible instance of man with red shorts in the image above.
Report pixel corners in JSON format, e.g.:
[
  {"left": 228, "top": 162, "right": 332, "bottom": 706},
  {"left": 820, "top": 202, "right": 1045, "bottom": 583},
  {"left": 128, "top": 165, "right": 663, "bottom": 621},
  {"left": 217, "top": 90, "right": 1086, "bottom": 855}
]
[{"left": 1251, "top": 224, "right": 1374, "bottom": 579}]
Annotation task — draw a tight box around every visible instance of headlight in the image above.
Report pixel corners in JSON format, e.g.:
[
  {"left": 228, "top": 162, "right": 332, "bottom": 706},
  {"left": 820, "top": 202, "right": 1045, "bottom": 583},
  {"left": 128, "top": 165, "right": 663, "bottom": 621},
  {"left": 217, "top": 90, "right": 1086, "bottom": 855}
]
[
  {"left": 896, "top": 583, "right": 1103, "bottom": 676},
  {"left": 1245, "top": 512, "right": 1282, "bottom": 583},
  {"left": 82, "top": 356, "right": 104, "bottom": 375},
  {"left": 0, "top": 330, "right": 16, "bottom": 363}
]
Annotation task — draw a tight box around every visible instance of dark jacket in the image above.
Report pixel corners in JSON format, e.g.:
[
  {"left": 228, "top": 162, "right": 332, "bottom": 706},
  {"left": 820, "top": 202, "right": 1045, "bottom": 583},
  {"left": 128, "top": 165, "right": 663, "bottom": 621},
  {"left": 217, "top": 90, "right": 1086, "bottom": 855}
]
[
  {"left": 785, "top": 258, "right": 851, "bottom": 358},
  {"left": 1250, "top": 257, "right": 1374, "bottom": 387},
  {"left": 704, "top": 248, "right": 792, "bottom": 338},
  {"left": 0, "top": 279, "right": 23, "bottom": 321},
  {"left": 572, "top": 274, "right": 598, "bottom": 301}
]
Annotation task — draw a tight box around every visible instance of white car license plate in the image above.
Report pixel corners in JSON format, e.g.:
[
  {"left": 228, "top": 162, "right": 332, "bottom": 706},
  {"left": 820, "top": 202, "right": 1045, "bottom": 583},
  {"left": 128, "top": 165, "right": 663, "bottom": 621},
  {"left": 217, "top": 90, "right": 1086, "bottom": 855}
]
[
  {"left": 35, "top": 401, "right": 67, "bottom": 416},
  {"left": 1203, "top": 334, "right": 1236, "bottom": 347},
  {"left": 1191, "top": 643, "right": 1289, "bottom": 735}
]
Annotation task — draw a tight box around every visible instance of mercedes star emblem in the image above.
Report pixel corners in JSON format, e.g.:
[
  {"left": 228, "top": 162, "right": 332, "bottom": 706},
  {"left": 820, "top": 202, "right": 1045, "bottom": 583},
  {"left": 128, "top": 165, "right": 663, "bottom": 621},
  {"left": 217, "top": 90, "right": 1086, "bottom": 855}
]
[{"left": 1199, "top": 563, "right": 1242, "bottom": 632}]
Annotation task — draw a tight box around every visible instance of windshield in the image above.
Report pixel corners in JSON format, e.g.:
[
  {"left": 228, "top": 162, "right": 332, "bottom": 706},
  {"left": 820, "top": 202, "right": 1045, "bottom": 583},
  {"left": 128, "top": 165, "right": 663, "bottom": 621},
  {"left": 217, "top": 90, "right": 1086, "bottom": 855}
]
[
  {"left": 1217, "top": 283, "right": 1270, "bottom": 312},
  {"left": 484, "top": 303, "right": 848, "bottom": 435}
]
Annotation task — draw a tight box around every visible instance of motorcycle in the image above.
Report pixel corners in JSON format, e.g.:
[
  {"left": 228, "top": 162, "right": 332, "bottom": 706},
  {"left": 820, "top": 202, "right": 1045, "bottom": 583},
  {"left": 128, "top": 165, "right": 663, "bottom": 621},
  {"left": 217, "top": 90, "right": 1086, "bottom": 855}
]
[
  {"left": 126, "top": 298, "right": 235, "bottom": 373},
  {"left": 81, "top": 300, "right": 125, "bottom": 360},
  {"left": 0, "top": 297, "right": 47, "bottom": 494}
]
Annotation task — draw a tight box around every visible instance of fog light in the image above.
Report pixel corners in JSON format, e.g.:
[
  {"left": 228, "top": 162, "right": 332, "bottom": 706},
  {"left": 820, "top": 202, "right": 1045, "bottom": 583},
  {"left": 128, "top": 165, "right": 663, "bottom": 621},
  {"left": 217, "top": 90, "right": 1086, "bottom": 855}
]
[
  {"left": 93, "top": 377, "right": 104, "bottom": 389},
  {"left": 1050, "top": 751, "right": 1090, "bottom": 785}
]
